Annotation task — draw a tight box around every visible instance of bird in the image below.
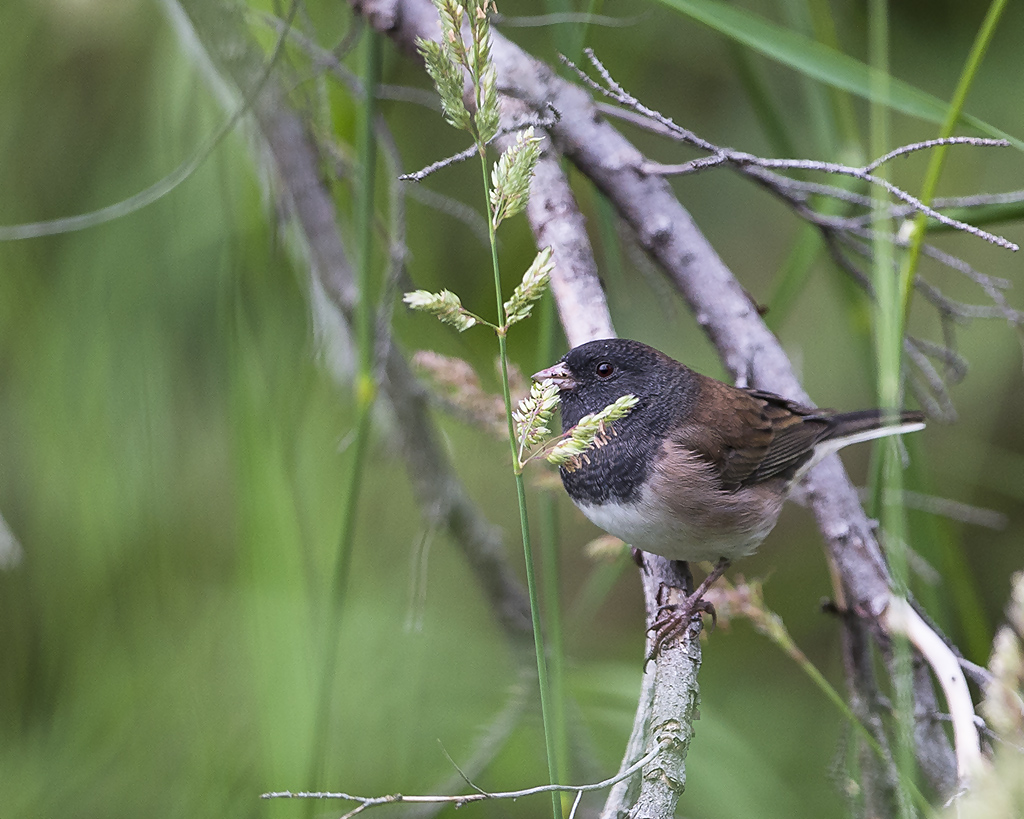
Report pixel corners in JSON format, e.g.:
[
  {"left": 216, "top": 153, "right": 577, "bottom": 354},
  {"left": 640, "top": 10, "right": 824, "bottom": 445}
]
[{"left": 532, "top": 338, "right": 925, "bottom": 651}]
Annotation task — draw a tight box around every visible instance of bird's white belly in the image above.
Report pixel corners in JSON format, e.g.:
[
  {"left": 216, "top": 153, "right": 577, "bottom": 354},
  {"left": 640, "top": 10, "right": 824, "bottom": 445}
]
[{"left": 575, "top": 483, "right": 780, "bottom": 563}]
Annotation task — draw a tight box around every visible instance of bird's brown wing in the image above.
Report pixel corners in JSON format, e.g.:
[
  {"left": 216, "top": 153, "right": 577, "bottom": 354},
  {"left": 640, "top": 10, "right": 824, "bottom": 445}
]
[
  {"left": 672, "top": 378, "right": 831, "bottom": 490},
  {"left": 739, "top": 388, "right": 835, "bottom": 484}
]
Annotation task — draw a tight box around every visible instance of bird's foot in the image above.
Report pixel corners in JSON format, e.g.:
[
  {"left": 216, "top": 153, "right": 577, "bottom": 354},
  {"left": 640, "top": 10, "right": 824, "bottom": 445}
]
[
  {"left": 648, "top": 595, "right": 716, "bottom": 660},
  {"left": 646, "top": 558, "right": 730, "bottom": 662}
]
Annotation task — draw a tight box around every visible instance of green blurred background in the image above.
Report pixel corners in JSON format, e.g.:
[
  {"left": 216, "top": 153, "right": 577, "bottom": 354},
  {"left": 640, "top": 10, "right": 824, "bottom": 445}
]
[{"left": 1, "top": 1, "right": 1022, "bottom": 817}]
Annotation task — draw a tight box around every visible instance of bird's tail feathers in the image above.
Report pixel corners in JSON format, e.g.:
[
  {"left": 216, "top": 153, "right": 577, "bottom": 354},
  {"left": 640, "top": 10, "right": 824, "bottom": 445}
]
[
  {"left": 828, "top": 408, "right": 925, "bottom": 444},
  {"left": 793, "top": 409, "right": 925, "bottom": 484}
]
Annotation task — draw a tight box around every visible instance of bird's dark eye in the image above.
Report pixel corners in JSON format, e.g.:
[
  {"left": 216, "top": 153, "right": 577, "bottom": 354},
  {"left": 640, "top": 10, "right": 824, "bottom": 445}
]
[{"left": 596, "top": 361, "right": 615, "bottom": 378}]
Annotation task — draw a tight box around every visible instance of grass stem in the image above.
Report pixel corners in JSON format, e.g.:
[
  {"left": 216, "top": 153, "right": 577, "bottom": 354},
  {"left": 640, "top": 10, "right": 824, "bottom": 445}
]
[{"left": 479, "top": 147, "right": 561, "bottom": 819}]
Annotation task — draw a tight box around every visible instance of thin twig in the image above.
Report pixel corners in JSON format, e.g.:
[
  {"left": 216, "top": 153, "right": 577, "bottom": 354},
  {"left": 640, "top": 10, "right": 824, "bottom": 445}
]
[
  {"left": 493, "top": 10, "right": 644, "bottom": 27},
  {"left": 643, "top": 146, "right": 1016, "bottom": 250},
  {"left": 400, "top": 143, "right": 479, "bottom": 181},
  {"left": 572, "top": 45, "right": 1023, "bottom": 289},
  {"left": 400, "top": 115, "right": 560, "bottom": 182},
  {"left": 575, "top": 48, "right": 1017, "bottom": 250},
  {"left": 256, "top": 9, "right": 443, "bottom": 112},
  {"left": 862, "top": 136, "right": 1008, "bottom": 173},
  {"left": 854, "top": 487, "right": 1008, "bottom": 530},
  {"left": 262, "top": 744, "right": 662, "bottom": 807}
]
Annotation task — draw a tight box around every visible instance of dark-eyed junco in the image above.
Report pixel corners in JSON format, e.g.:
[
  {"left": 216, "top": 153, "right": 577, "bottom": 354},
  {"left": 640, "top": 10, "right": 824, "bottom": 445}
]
[{"left": 533, "top": 338, "right": 924, "bottom": 645}]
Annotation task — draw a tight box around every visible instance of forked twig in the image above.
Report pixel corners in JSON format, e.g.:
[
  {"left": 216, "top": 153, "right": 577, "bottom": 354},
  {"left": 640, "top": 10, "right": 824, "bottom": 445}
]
[
  {"left": 262, "top": 743, "right": 662, "bottom": 818},
  {"left": 567, "top": 49, "right": 1016, "bottom": 252}
]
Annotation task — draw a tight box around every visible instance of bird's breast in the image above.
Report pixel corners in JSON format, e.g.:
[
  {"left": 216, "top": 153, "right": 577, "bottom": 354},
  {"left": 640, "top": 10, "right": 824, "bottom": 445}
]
[
  {"left": 570, "top": 442, "right": 788, "bottom": 562},
  {"left": 558, "top": 423, "right": 651, "bottom": 506}
]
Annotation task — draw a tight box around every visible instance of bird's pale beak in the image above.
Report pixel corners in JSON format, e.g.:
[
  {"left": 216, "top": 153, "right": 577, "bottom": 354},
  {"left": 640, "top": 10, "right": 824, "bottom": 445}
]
[{"left": 532, "top": 361, "right": 576, "bottom": 390}]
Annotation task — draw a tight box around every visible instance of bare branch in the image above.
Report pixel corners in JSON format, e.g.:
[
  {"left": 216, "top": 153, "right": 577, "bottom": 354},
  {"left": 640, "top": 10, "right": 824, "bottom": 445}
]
[
  {"left": 861, "top": 137, "right": 1010, "bottom": 173},
  {"left": 599, "top": 656, "right": 657, "bottom": 818},
  {"left": 262, "top": 743, "right": 663, "bottom": 810},
  {"left": 492, "top": 10, "right": 644, "bottom": 28},
  {"left": 905, "top": 336, "right": 961, "bottom": 422},
  {"left": 575, "top": 49, "right": 1017, "bottom": 251},
  {"left": 931, "top": 188, "right": 1024, "bottom": 209},
  {"left": 630, "top": 558, "right": 703, "bottom": 818},
  {"left": 854, "top": 488, "right": 1008, "bottom": 531},
  {"left": 915, "top": 278, "right": 1024, "bottom": 323},
  {"left": 635, "top": 140, "right": 1016, "bottom": 252},
  {"left": 400, "top": 115, "right": 559, "bottom": 182},
  {"left": 400, "top": 142, "right": 479, "bottom": 181}
]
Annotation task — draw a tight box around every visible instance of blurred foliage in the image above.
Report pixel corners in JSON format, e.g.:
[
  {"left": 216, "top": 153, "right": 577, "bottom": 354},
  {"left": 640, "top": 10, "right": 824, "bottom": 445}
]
[{"left": 0, "top": 1, "right": 1022, "bottom": 818}]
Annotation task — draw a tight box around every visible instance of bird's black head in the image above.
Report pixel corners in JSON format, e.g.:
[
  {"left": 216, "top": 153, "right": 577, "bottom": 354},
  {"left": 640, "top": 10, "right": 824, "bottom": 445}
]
[{"left": 533, "top": 338, "right": 697, "bottom": 432}]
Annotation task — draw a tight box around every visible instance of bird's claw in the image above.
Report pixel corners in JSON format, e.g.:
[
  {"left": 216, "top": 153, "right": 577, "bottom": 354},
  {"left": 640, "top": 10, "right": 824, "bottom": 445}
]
[
  {"left": 644, "top": 557, "right": 730, "bottom": 664},
  {"left": 646, "top": 595, "right": 716, "bottom": 662}
]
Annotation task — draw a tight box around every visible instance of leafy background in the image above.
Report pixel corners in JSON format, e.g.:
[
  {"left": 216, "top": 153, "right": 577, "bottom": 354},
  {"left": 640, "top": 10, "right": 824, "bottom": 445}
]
[{"left": 0, "top": 1, "right": 1022, "bottom": 817}]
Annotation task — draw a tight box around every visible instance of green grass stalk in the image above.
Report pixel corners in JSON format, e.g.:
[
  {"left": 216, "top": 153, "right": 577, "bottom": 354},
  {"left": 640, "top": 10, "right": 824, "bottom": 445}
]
[
  {"left": 891, "top": 0, "right": 1008, "bottom": 663},
  {"left": 538, "top": 488, "right": 570, "bottom": 812},
  {"left": 728, "top": 40, "right": 799, "bottom": 160},
  {"left": 306, "top": 29, "right": 382, "bottom": 796},
  {"left": 539, "top": 56, "right": 605, "bottom": 767},
  {"left": 868, "top": 4, "right": 916, "bottom": 816},
  {"left": 897, "top": 0, "right": 1010, "bottom": 316},
  {"left": 532, "top": 0, "right": 594, "bottom": 769},
  {"left": 535, "top": 294, "right": 571, "bottom": 809},
  {"left": 803, "top": 0, "right": 862, "bottom": 154},
  {"left": 478, "top": 148, "right": 561, "bottom": 819}
]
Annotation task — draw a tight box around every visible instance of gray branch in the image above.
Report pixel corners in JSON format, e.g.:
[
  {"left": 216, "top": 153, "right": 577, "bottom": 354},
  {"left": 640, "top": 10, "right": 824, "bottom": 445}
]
[{"left": 629, "top": 559, "right": 703, "bottom": 819}]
